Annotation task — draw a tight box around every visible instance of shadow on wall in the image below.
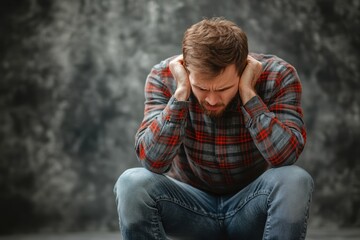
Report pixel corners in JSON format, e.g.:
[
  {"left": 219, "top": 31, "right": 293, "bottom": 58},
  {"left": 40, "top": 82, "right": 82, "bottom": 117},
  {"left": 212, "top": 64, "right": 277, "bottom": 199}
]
[{"left": 0, "top": 0, "right": 359, "bottom": 234}]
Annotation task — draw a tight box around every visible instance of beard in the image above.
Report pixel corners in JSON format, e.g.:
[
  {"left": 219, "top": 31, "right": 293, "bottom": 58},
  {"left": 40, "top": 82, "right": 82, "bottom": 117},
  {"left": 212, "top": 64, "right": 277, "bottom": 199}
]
[{"left": 200, "top": 101, "right": 226, "bottom": 118}]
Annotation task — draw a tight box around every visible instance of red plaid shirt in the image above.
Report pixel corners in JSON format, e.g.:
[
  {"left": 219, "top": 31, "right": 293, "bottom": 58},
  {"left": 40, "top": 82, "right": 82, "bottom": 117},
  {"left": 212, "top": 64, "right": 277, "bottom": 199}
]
[{"left": 135, "top": 53, "right": 306, "bottom": 194}]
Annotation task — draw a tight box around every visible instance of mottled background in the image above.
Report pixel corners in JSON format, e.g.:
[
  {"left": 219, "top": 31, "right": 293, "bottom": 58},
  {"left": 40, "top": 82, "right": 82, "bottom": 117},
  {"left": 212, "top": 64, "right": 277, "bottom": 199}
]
[{"left": 0, "top": 0, "right": 359, "bottom": 235}]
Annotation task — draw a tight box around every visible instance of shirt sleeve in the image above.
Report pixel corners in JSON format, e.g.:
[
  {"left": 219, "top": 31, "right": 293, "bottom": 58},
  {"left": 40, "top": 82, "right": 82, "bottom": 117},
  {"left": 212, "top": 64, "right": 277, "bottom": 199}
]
[
  {"left": 241, "top": 63, "right": 306, "bottom": 167},
  {"left": 135, "top": 61, "right": 189, "bottom": 173}
]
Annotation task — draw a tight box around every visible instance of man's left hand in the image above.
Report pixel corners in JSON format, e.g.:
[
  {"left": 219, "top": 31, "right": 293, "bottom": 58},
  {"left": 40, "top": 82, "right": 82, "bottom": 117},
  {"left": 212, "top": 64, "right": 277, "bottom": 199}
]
[{"left": 239, "top": 55, "right": 263, "bottom": 104}]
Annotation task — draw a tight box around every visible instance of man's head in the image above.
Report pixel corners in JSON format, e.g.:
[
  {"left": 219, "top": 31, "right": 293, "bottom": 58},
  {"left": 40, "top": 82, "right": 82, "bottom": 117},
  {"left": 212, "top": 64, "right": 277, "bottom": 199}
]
[
  {"left": 182, "top": 17, "right": 248, "bottom": 78},
  {"left": 182, "top": 17, "right": 248, "bottom": 117}
]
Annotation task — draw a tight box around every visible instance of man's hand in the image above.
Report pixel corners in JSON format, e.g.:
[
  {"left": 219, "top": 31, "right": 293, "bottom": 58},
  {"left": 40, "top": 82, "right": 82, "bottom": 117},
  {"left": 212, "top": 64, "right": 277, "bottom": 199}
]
[
  {"left": 169, "top": 55, "right": 191, "bottom": 101},
  {"left": 239, "top": 55, "right": 263, "bottom": 104}
]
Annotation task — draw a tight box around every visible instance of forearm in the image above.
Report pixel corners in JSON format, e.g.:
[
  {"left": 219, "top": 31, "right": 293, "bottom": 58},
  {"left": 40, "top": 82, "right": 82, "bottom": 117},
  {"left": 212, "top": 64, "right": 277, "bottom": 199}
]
[
  {"left": 135, "top": 97, "right": 189, "bottom": 173},
  {"left": 242, "top": 96, "right": 306, "bottom": 166}
]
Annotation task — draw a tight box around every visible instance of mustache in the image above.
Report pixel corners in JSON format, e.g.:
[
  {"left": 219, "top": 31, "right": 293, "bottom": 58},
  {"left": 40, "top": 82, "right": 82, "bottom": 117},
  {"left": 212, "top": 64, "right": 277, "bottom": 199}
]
[{"left": 202, "top": 102, "right": 225, "bottom": 108}]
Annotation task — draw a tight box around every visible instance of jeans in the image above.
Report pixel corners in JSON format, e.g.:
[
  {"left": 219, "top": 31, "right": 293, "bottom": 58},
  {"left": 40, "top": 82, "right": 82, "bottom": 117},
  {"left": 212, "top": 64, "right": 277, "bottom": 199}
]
[{"left": 114, "top": 166, "right": 314, "bottom": 240}]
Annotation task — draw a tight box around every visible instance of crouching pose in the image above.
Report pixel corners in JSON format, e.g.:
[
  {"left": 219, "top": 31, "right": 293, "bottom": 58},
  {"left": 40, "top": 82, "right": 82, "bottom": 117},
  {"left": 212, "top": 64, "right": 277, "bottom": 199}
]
[{"left": 114, "top": 17, "right": 313, "bottom": 240}]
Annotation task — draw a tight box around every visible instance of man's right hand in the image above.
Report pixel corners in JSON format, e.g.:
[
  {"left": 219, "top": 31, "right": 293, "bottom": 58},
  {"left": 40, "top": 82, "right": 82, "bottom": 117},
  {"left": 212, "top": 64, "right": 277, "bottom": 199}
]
[{"left": 169, "top": 55, "right": 191, "bottom": 101}]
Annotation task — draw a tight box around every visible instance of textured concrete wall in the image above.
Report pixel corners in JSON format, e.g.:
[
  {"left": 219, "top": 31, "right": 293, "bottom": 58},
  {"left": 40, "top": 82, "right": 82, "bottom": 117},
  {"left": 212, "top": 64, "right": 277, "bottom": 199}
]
[{"left": 0, "top": 0, "right": 359, "bottom": 234}]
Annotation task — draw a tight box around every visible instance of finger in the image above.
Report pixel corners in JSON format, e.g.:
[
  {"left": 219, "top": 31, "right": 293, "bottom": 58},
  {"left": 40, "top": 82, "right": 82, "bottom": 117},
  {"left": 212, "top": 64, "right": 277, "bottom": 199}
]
[
  {"left": 247, "top": 55, "right": 259, "bottom": 66},
  {"left": 173, "top": 54, "right": 184, "bottom": 64}
]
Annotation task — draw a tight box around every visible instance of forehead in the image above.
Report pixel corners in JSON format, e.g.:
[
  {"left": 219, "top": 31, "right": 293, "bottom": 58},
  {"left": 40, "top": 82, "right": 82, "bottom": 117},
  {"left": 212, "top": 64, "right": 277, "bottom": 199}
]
[{"left": 188, "top": 64, "right": 238, "bottom": 86}]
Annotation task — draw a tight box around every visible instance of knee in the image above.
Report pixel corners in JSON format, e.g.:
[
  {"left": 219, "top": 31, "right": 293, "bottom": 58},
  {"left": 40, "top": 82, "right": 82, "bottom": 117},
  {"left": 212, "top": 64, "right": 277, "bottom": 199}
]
[
  {"left": 269, "top": 166, "right": 314, "bottom": 207},
  {"left": 266, "top": 166, "right": 314, "bottom": 223},
  {"left": 114, "top": 167, "right": 155, "bottom": 200},
  {"left": 113, "top": 168, "right": 161, "bottom": 227},
  {"left": 284, "top": 166, "right": 314, "bottom": 194},
  {"left": 268, "top": 166, "right": 313, "bottom": 191}
]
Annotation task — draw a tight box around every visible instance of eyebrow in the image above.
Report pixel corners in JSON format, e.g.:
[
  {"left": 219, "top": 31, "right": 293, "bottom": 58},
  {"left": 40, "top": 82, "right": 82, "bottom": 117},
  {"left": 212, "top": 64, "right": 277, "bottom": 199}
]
[
  {"left": 192, "top": 84, "right": 208, "bottom": 90},
  {"left": 215, "top": 85, "right": 235, "bottom": 91},
  {"left": 192, "top": 83, "right": 235, "bottom": 91}
]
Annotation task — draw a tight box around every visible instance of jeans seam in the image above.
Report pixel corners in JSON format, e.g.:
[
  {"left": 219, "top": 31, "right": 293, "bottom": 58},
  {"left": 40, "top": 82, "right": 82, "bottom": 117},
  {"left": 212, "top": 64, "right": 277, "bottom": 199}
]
[
  {"left": 151, "top": 211, "right": 160, "bottom": 240},
  {"left": 155, "top": 197, "right": 218, "bottom": 218},
  {"left": 300, "top": 185, "right": 314, "bottom": 240},
  {"left": 263, "top": 194, "right": 272, "bottom": 240},
  {"left": 224, "top": 190, "right": 270, "bottom": 219}
]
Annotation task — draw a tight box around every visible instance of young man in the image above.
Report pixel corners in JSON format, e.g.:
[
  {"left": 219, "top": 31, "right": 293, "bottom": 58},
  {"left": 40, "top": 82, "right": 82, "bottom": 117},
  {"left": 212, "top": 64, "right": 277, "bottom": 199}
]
[{"left": 114, "top": 17, "right": 314, "bottom": 240}]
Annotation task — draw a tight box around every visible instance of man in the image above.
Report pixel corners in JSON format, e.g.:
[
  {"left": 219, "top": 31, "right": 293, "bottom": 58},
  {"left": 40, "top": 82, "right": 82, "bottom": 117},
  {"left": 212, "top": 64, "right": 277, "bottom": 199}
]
[{"left": 114, "top": 17, "right": 314, "bottom": 240}]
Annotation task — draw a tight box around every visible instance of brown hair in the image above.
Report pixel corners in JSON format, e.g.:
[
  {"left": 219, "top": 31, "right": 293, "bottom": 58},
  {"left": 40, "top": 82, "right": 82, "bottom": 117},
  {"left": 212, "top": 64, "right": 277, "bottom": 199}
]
[{"left": 182, "top": 17, "right": 248, "bottom": 77}]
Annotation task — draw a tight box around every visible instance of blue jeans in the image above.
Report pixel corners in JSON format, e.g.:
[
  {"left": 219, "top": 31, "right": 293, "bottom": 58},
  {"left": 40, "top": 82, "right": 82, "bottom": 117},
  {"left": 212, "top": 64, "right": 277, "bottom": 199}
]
[{"left": 114, "top": 166, "right": 313, "bottom": 240}]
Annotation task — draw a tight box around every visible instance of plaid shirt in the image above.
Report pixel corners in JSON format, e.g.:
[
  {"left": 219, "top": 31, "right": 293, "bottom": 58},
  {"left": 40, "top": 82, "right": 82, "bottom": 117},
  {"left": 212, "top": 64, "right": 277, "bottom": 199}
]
[{"left": 135, "top": 53, "right": 306, "bottom": 194}]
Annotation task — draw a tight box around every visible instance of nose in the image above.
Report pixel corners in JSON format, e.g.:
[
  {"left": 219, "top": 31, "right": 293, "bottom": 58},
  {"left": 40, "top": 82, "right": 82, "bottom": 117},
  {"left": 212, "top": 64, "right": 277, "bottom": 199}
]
[{"left": 205, "top": 92, "right": 220, "bottom": 106}]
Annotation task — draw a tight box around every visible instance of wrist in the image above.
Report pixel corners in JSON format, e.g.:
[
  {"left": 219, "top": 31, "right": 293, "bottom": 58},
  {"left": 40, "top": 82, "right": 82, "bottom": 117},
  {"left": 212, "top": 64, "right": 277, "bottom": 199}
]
[
  {"left": 174, "top": 87, "right": 190, "bottom": 101},
  {"left": 239, "top": 88, "right": 257, "bottom": 105}
]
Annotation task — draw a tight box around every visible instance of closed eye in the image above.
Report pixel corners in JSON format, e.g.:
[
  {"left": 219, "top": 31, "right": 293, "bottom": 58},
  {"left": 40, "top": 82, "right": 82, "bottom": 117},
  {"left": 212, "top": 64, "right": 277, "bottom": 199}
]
[
  {"left": 194, "top": 85, "right": 209, "bottom": 91},
  {"left": 215, "top": 86, "right": 234, "bottom": 92},
  {"left": 193, "top": 84, "right": 234, "bottom": 92}
]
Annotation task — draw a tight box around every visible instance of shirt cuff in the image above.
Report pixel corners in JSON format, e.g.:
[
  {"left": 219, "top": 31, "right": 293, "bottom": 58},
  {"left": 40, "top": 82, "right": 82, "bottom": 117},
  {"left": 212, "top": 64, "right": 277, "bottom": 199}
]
[
  {"left": 241, "top": 95, "right": 270, "bottom": 127},
  {"left": 163, "top": 96, "right": 189, "bottom": 123}
]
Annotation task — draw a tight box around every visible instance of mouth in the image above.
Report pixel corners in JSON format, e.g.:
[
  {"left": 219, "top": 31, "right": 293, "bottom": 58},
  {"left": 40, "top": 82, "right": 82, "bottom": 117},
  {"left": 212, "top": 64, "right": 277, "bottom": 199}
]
[
  {"left": 203, "top": 103, "right": 225, "bottom": 112},
  {"left": 205, "top": 105, "right": 222, "bottom": 111}
]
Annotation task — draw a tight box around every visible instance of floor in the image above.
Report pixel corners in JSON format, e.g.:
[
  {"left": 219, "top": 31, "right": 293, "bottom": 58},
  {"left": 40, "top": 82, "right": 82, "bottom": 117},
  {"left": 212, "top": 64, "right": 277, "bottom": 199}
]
[{"left": 0, "top": 228, "right": 359, "bottom": 240}]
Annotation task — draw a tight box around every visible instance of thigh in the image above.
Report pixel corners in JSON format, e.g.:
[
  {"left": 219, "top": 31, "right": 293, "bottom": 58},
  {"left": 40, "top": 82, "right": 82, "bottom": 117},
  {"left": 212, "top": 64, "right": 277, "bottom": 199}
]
[
  {"left": 221, "top": 165, "right": 313, "bottom": 239},
  {"left": 158, "top": 176, "right": 225, "bottom": 240},
  {"left": 117, "top": 168, "right": 225, "bottom": 240}
]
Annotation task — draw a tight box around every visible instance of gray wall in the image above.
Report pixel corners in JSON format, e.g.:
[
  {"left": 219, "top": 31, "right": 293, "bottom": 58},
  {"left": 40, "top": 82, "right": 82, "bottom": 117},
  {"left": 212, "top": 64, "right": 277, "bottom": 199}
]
[{"left": 0, "top": 0, "right": 359, "bottom": 234}]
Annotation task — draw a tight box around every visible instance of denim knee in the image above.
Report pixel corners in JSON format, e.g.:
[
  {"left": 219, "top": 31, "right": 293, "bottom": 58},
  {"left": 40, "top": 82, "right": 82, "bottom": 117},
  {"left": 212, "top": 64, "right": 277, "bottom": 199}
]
[
  {"left": 265, "top": 166, "right": 312, "bottom": 191},
  {"left": 279, "top": 166, "right": 314, "bottom": 193},
  {"left": 114, "top": 168, "right": 160, "bottom": 226},
  {"left": 267, "top": 166, "right": 314, "bottom": 222},
  {"left": 114, "top": 167, "right": 157, "bottom": 203},
  {"left": 260, "top": 166, "right": 313, "bottom": 240}
]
